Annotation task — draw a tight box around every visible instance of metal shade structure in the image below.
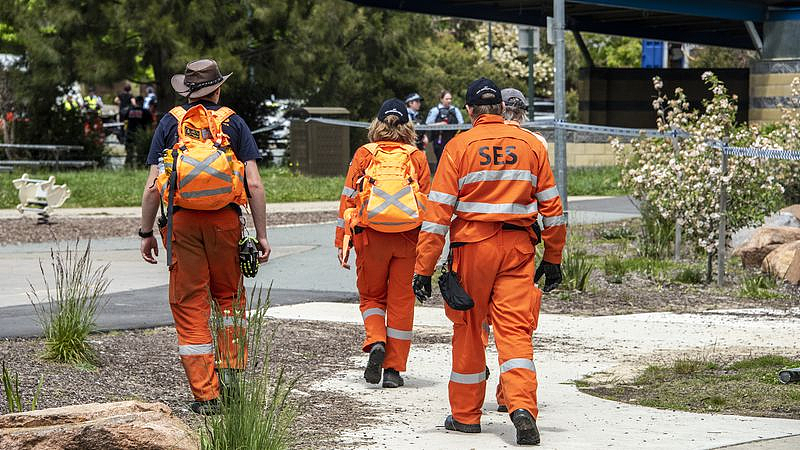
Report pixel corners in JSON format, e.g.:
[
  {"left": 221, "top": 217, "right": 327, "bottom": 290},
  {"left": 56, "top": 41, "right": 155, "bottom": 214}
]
[{"left": 348, "top": 1, "right": 797, "bottom": 49}]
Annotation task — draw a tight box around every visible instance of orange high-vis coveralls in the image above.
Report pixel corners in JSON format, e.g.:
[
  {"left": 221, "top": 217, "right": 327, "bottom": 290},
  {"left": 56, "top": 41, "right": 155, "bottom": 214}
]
[
  {"left": 415, "top": 114, "right": 566, "bottom": 425},
  {"left": 336, "top": 141, "right": 431, "bottom": 372}
]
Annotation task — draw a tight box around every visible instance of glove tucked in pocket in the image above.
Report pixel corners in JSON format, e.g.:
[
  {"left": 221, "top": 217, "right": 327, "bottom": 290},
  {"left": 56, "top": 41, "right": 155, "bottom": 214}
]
[{"left": 438, "top": 253, "right": 474, "bottom": 311}]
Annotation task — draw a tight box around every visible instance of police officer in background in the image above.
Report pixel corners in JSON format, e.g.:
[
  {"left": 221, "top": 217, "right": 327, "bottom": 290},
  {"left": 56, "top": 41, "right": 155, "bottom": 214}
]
[
  {"left": 413, "top": 77, "right": 565, "bottom": 446},
  {"left": 405, "top": 92, "right": 428, "bottom": 150},
  {"left": 425, "top": 90, "right": 464, "bottom": 163}
]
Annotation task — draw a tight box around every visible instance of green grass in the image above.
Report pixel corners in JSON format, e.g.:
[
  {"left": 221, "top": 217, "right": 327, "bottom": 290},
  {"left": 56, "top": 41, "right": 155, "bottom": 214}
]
[
  {"left": 567, "top": 166, "right": 626, "bottom": 197},
  {"left": 579, "top": 354, "right": 800, "bottom": 418},
  {"left": 2, "top": 361, "right": 43, "bottom": 413},
  {"left": 739, "top": 274, "right": 784, "bottom": 300},
  {"left": 0, "top": 167, "right": 344, "bottom": 208}
]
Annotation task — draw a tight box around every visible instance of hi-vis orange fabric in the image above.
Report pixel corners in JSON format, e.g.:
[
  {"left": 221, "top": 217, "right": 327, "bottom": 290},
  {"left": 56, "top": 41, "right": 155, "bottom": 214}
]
[
  {"left": 415, "top": 114, "right": 566, "bottom": 276},
  {"left": 336, "top": 141, "right": 430, "bottom": 372},
  {"left": 155, "top": 104, "right": 247, "bottom": 210},
  {"left": 335, "top": 142, "right": 431, "bottom": 247}
]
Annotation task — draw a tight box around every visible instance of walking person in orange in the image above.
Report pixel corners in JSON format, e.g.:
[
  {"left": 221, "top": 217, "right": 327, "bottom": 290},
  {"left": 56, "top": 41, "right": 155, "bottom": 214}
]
[
  {"left": 413, "top": 78, "right": 565, "bottom": 445},
  {"left": 139, "top": 59, "right": 271, "bottom": 414},
  {"left": 336, "top": 98, "right": 431, "bottom": 388}
]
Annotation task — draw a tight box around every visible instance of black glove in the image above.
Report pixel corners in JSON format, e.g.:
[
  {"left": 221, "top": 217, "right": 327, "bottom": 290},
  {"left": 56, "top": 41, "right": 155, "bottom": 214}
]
[
  {"left": 412, "top": 274, "right": 432, "bottom": 303},
  {"left": 534, "top": 261, "right": 563, "bottom": 292}
]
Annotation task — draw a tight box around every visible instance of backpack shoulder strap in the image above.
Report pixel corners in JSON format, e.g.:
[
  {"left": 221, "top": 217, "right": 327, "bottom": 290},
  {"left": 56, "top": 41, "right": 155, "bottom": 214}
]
[
  {"left": 213, "top": 106, "right": 236, "bottom": 124},
  {"left": 362, "top": 143, "right": 381, "bottom": 155},
  {"left": 398, "top": 144, "right": 418, "bottom": 155},
  {"left": 169, "top": 106, "right": 186, "bottom": 122}
]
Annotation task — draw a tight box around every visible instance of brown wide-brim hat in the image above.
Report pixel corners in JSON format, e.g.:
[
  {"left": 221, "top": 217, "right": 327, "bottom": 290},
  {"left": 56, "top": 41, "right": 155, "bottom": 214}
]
[{"left": 170, "top": 59, "right": 232, "bottom": 99}]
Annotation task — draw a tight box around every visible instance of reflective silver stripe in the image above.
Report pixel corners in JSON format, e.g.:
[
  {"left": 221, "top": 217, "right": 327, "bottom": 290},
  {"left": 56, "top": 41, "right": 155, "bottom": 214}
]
[
  {"left": 386, "top": 327, "right": 412, "bottom": 340},
  {"left": 180, "top": 186, "right": 233, "bottom": 198},
  {"left": 450, "top": 370, "right": 487, "bottom": 384},
  {"left": 542, "top": 214, "right": 567, "bottom": 228},
  {"left": 222, "top": 316, "right": 248, "bottom": 328},
  {"left": 421, "top": 221, "right": 449, "bottom": 235},
  {"left": 536, "top": 186, "right": 560, "bottom": 202},
  {"left": 458, "top": 170, "right": 537, "bottom": 190},
  {"left": 428, "top": 190, "right": 457, "bottom": 206},
  {"left": 181, "top": 152, "right": 231, "bottom": 187},
  {"left": 336, "top": 218, "right": 344, "bottom": 228},
  {"left": 178, "top": 343, "right": 214, "bottom": 356},
  {"left": 368, "top": 186, "right": 417, "bottom": 218},
  {"left": 500, "top": 358, "right": 536, "bottom": 373},
  {"left": 342, "top": 186, "right": 357, "bottom": 198},
  {"left": 456, "top": 201, "right": 537, "bottom": 215},
  {"left": 362, "top": 308, "right": 386, "bottom": 320}
]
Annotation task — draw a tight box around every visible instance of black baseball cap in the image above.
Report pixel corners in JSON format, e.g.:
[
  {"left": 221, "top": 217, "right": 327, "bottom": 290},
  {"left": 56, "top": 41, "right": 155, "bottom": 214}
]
[
  {"left": 377, "top": 98, "right": 409, "bottom": 124},
  {"left": 404, "top": 92, "right": 423, "bottom": 104},
  {"left": 465, "top": 77, "right": 502, "bottom": 106}
]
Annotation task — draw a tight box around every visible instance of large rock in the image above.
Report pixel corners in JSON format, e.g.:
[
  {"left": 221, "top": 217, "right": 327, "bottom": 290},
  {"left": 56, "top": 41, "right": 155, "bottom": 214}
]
[
  {"left": 762, "top": 240, "right": 800, "bottom": 284},
  {"left": 0, "top": 401, "right": 198, "bottom": 450},
  {"left": 781, "top": 204, "right": 800, "bottom": 222},
  {"left": 732, "top": 226, "right": 800, "bottom": 269}
]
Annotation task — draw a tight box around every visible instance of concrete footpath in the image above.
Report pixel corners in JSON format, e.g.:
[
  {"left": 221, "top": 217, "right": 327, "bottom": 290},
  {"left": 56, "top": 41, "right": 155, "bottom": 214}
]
[{"left": 269, "top": 302, "right": 800, "bottom": 450}]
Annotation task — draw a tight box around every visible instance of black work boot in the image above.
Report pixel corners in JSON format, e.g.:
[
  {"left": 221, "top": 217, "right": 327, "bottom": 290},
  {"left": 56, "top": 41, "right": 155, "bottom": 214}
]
[
  {"left": 364, "top": 342, "right": 385, "bottom": 384},
  {"left": 189, "top": 398, "right": 220, "bottom": 415},
  {"left": 497, "top": 404, "right": 508, "bottom": 413},
  {"left": 218, "top": 368, "right": 241, "bottom": 404},
  {"left": 511, "top": 408, "right": 540, "bottom": 445},
  {"left": 444, "top": 415, "right": 481, "bottom": 433},
  {"left": 382, "top": 368, "right": 404, "bottom": 388}
]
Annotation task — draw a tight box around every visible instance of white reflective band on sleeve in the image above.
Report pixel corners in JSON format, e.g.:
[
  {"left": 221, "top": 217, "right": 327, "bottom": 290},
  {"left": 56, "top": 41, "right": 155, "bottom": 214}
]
[
  {"left": 342, "top": 186, "right": 357, "bottom": 198},
  {"left": 178, "top": 343, "right": 215, "bottom": 356},
  {"left": 542, "top": 214, "right": 567, "bottom": 227},
  {"left": 428, "top": 190, "right": 458, "bottom": 206},
  {"left": 500, "top": 358, "right": 536, "bottom": 373},
  {"left": 386, "top": 327, "right": 412, "bottom": 340},
  {"left": 458, "top": 170, "right": 537, "bottom": 190},
  {"left": 336, "top": 218, "right": 344, "bottom": 228},
  {"left": 456, "top": 201, "right": 537, "bottom": 215},
  {"left": 535, "top": 186, "right": 560, "bottom": 202},
  {"left": 421, "top": 221, "right": 449, "bottom": 235},
  {"left": 222, "top": 316, "right": 248, "bottom": 328},
  {"left": 450, "top": 370, "right": 488, "bottom": 384},
  {"left": 362, "top": 308, "right": 386, "bottom": 320}
]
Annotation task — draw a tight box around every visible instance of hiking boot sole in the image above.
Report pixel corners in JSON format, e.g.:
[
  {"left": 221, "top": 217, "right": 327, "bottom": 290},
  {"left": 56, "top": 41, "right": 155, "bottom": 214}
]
[
  {"left": 511, "top": 411, "right": 540, "bottom": 445},
  {"left": 364, "top": 346, "right": 385, "bottom": 384},
  {"left": 444, "top": 415, "right": 481, "bottom": 433},
  {"left": 382, "top": 376, "right": 404, "bottom": 388}
]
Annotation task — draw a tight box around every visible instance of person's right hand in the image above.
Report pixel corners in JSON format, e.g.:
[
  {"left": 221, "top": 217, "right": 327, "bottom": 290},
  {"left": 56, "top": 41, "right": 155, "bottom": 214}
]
[
  {"left": 337, "top": 247, "right": 350, "bottom": 270},
  {"left": 141, "top": 236, "right": 158, "bottom": 264},
  {"left": 412, "top": 274, "right": 432, "bottom": 303}
]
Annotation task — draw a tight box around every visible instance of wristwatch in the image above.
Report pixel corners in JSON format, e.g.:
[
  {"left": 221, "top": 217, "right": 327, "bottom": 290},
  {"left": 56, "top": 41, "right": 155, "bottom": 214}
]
[{"left": 138, "top": 228, "right": 154, "bottom": 238}]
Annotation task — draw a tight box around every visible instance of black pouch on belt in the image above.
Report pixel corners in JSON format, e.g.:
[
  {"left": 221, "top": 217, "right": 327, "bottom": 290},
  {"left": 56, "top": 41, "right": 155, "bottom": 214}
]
[{"left": 438, "top": 250, "right": 474, "bottom": 311}]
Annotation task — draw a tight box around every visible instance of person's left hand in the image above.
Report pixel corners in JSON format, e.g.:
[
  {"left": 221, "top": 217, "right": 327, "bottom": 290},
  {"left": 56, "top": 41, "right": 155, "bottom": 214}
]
[
  {"left": 412, "top": 274, "right": 432, "bottom": 303},
  {"left": 534, "top": 261, "right": 562, "bottom": 292},
  {"left": 257, "top": 237, "right": 271, "bottom": 263}
]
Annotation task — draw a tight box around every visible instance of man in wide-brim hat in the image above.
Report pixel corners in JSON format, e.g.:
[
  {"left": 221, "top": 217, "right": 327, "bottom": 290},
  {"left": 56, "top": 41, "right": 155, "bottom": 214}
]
[{"left": 138, "top": 58, "right": 271, "bottom": 415}]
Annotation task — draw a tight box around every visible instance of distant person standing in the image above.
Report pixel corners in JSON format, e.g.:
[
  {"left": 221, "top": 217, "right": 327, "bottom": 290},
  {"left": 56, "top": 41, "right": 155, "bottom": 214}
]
[
  {"left": 143, "top": 86, "right": 158, "bottom": 120},
  {"left": 126, "top": 95, "right": 152, "bottom": 166},
  {"left": 405, "top": 92, "right": 428, "bottom": 150},
  {"left": 115, "top": 84, "right": 133, "bottom": 121},
  {"left": 425, "top": 90, "right": 464, "bottom": 163},
  {"left": 83, "top": 88, "right": 104, "bottom": 112}
]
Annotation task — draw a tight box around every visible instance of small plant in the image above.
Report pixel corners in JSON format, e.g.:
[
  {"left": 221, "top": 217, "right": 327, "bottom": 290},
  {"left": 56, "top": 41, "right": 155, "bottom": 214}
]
[
  {"left": 673, "top": 267, "right": 704, "bottom": 285},
  {"left": 201, "top": 285, "right": 296, "bottom": 450},
  {"left": 2, "top": 361, "right": 43, "bottom": 413},
  {"left": 637, "top": 207, "right": 674, "bottom": 259},
  {"left": 603, "top": 255, "right": 627, "bottom": 284},
  {"left": 29, "top": 240, "right": 110, "bottom": 365},
  {"left": 561, "top": 246, "right": 594, "bottom": 292},
  {"left": 598, "top": 224, "right": 636, "bottom": 241},
  {"left": 739, "top": 274, "right": 782, "bottom": 300}
]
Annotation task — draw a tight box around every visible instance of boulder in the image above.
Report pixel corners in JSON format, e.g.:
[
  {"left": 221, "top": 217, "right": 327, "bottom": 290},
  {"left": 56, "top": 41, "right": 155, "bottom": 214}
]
[
  {"left": 732, "top": 226, "right": 800, "bottom": 269},
  {"left": 0, "top": 401, "right": 198, "bottom": 450},
  {"left": 781, "top": 204, "right": 800, "bottom": 222},
  {"left": 731, "top": 212, "right": 800, "bottom": 249},
  {"left": 762, "top": 240, "right": 800, "bottom": 284}
]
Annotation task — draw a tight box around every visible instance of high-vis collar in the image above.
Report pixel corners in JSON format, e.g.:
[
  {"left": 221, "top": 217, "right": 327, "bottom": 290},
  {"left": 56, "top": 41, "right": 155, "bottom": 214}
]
[{"left": 472, "top": 114, "right": 505, "bottom": 127}]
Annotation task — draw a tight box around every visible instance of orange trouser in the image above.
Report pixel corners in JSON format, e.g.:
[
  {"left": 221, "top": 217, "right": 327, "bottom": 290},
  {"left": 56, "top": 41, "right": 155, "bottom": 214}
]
[
  {"left": 355, "top": 228, "right": 417, "bottom": 372},
  {"left": 446, "top": 229, "right": 541, "bottom": 425},
  {"left": 164, "top": 207, "right": 247, "bottom": 401}
]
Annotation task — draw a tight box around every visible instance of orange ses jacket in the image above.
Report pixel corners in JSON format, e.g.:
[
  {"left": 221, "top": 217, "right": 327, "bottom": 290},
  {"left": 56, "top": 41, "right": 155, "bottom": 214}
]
[
  {"left": 335, "top": 141, "right": 432, "bottom": 248},
  {"left": 415, "top": 114, "right": 566, "bottom": 276}
]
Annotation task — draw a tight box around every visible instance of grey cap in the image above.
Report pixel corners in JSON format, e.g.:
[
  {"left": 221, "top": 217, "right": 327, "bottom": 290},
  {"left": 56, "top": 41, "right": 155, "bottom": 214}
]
[{"left": 501, "top": 88, "right": 528, "bottom": 108}]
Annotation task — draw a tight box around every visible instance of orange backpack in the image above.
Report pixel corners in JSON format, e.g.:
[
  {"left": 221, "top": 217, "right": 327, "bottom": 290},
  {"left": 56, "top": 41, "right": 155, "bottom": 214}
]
[
  {"left": 353, "top": 142, "right": 427, "bottom": 233},
  {"left": 155, "top": 104, "right": 247, "bottom": 210}
]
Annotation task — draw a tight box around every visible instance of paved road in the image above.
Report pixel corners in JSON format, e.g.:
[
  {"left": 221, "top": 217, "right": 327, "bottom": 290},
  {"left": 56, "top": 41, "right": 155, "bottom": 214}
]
[{"left": 0, "top": 197, "right": 638, "bottom": 337}]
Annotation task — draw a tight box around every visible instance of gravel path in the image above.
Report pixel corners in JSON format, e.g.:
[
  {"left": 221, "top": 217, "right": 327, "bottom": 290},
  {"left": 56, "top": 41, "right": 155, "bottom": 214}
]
[{"left": 0, "top": 317, "right": 369, "bottom": 450}]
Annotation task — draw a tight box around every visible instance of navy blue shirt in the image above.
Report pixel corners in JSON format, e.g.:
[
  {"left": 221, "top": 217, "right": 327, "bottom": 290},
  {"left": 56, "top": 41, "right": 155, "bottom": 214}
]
[{"left": 146, "top": 100, "right": 261, "bottom": 165}]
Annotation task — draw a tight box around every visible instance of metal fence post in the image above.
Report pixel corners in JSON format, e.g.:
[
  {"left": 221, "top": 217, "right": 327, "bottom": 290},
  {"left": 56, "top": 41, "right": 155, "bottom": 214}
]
[
  {"left": 553, "top": 0, "right": 568, "bottom": 210},
  {"left": 717, "top": 148, "right": 729, "bottom": 286},
  {"left": 670, "top": 131, "right": 682, "bottom": 260}
]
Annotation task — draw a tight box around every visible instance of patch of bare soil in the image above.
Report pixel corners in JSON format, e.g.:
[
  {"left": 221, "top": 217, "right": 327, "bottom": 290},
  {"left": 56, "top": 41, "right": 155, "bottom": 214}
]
[
  {"left": 0, "top": 317, "right": 369, "bottom": 450},
  {"left": 0, "top": 211, "right": 337, "bottom": 245}
]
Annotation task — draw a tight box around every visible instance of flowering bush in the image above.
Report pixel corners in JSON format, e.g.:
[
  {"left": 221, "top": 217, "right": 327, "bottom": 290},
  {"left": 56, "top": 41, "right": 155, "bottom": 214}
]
[{"left": 613, "top": 72, "right": 784, "bottom": 254}]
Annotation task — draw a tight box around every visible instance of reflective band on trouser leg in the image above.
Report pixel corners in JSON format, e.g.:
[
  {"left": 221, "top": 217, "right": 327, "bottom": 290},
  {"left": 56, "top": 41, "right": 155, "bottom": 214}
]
[{"left": 178, "top": 343, "right": 218, "bottom": 401}]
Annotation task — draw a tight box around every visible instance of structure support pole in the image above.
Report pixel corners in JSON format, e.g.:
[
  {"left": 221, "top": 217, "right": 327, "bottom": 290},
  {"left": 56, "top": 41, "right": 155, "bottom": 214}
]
[
  {"left": 554, "top": 0, "right": 568, "bottom": 210},
  {"left": 527, "top": 28, "right": 536, "bottom": 121},
  {"left": 717, "top": 149, "right": 729, "bottom": 286},
  {"left": 671, "top": 132, "right": 682, "bottom": 260}
]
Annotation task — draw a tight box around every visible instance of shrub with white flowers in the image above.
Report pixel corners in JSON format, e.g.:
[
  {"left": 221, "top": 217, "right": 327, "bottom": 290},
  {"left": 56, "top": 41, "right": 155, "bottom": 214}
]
[{"left": 612, "top": 72, "right": 784, "bottom": 255}]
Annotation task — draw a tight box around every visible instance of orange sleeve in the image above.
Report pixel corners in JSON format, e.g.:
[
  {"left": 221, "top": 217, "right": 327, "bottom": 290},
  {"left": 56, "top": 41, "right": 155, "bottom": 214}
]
[
  {"left": 413, "top": 150, "right": 432, "bottom": 194},
  {"left": 534, "top": 151, "right": 566, "bottom": 264},
  {"left": 415, "top": 144, "right": 459, "bottom": 275},
  {"left": 335, "top": 148, "right": 368, "bottom": 248}
]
